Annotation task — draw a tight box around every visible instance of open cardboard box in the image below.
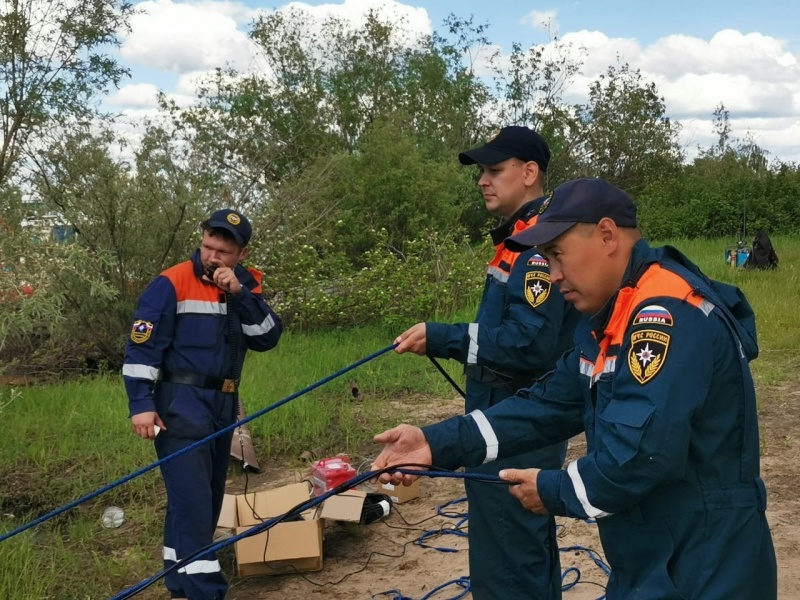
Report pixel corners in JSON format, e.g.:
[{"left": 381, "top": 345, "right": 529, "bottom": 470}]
[
  {"left": 217, "top": 483, "right": 367, "bottom": 576},
  {"left": 377, "top": 478, "right": 421, "bottom": 504}
]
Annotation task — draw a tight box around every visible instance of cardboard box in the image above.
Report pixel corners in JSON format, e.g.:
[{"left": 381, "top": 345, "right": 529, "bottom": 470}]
[
  {"left": 378, "top": 478, "right": 421, "bottom": 504},
  {"left": 217, "top": 484, "right": 367, "bottom": 577},
  {"left": 319, "top": 489, "right": 366, "bottom": 522},
  {"left": 234, "top": 519, "right": 323, "bottom": 576}
]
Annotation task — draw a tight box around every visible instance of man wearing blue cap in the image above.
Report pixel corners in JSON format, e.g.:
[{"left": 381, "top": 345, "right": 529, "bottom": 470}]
[
  {"left": 123, "top": 209, "right": 283, "bottom": 599},
  {"left": 393, "top": 127, "right": 581, "bottom": 599},
  {"left": 375, "top": 178, "right": 776, "bottom": 599}
]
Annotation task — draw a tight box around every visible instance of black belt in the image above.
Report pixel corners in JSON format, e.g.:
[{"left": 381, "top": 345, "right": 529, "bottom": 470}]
[
  {"left": 161, "top": 371, "right": 239, "bottom": 393},
  {"left": 464, "top": 364, "right": 535, "bottom": 392}
]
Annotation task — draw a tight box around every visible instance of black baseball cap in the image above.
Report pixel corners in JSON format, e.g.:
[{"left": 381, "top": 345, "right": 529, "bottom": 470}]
[
  {"left": 506, "top": 178, "right": 638, "bottom": 250},
  {"left": 207, "top": 209, "right": 252, "bottom": 246},
  {"left": 458, "top": 126, "right": 551, "bottom": 171}
]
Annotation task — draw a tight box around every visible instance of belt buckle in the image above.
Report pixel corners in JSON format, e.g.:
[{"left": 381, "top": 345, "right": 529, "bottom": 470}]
[{"left": 221, "top": 379, "right": 237, "bottom": 393}]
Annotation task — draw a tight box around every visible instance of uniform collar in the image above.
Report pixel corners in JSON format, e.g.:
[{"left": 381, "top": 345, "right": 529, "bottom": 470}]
[{"left": 490, "top": 196, "right": 546, "bottom": 246}]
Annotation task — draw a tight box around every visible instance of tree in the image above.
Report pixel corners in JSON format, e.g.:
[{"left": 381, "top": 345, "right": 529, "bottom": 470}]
[
  {"left": 0, "top": 0, "right": 133, "bottom": 186},
  {"left": 9, "top": 124, "right": 211, "bottom": 369},
  {"left": 574, "top": 63, "right": 683, "bottom": 194},
  {"left": 493, "top": 28, "right": 583, "bottom": 186}
]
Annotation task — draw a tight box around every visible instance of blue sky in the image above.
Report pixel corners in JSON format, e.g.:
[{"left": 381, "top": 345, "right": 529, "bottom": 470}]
[{"left": 113, "top": 0, "right": 800, "bottom": 162}]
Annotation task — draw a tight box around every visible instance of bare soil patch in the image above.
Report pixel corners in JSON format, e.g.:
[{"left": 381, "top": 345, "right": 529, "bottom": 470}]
[{"left": 205, "top": 381, "right": 800, "bottom": 600}]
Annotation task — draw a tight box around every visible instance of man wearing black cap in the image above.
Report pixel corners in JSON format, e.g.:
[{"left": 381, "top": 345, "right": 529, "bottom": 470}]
[
  {"left": 123, "top": 209, "right": 282, "bottom": 599},
  {"left": 375, "top": 178, "right": 777, "bottom": 599},
  {"left": 393, "top": 127, "right": 581, "bottom": 599}
]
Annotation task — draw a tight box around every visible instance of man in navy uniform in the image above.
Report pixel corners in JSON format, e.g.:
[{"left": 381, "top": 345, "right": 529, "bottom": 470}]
[
  {"left": 123, "top": 209, "right": 282, "bottom": 599},
  {"left": 377, "top": 179, "right": 776, "bottom": 600},
  {"left": 393, "top": 127, "right": 581, "bottom": 599}
]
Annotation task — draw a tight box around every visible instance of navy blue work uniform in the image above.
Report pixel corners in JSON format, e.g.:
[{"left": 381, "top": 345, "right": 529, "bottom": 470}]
[
  {"left": 123, "top": 250, "right": 282, "bottom": 599},
  {"left": 425, "top": 198, "right": 581, "bottom": 599},
  {"left": 425, "top": 240, "right": 777, "bottom": 600}
]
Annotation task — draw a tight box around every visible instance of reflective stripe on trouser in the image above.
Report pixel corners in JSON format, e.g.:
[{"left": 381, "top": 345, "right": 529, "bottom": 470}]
[
  {"left": 156, "top": 429, "right": 234, "bottom": 600},
  {"left": 465, "top": 441, "right": 567, "bottom": 600}
]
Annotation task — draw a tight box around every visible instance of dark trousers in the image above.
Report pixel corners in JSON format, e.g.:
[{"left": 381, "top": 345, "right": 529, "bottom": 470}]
[
  {"left": 465, "top": 441, "right": 567, "bottom": 600},
  {"left": 156, "top": 428, "right": 234, "bottom": 600}
]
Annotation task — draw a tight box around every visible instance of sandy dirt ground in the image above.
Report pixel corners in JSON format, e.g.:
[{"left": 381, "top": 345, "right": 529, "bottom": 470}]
[{"left": 217, "top": 385, "right": 800, "bottom": 600}]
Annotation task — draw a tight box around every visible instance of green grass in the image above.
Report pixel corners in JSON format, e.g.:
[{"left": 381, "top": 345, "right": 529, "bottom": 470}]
[
  {"left": 657, "top": 236, "right": 800, "bottom": 388},
  {"left": 0, "top": 237, "right": 797, "bottom": 598}
]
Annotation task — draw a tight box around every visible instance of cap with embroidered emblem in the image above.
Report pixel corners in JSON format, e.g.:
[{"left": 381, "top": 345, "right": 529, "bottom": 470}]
[
  {"left": 506, "top": 178, "right": 637, "bottom": 250},
  {"left": 207, "top": 209, "right": 252, "bottom": 246},
  {"left": 458, "top": 126, "right": 551, "bottom": 171}
]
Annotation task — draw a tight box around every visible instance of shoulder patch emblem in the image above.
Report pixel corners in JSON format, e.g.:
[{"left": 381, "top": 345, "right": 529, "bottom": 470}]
[
  {"left": 538, "top": 193, "right": 552, "bottom": 214},
  {"left": 130, "top": 320, "right": 154, "bottom": 344},
  {"left": 632, "top": 305, "right": 673, "bottom": 327},
  {"left": 628, "top": 329, "right": 670, "bottom": 384},
  {"left": 524, "top": 271, "right": 551, "bottom": 308},
  {"left": 527, "top": 254, "right": 549, "bottom": 268}
]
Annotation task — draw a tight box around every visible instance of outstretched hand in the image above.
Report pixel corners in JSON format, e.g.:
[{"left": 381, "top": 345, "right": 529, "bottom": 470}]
[
  {"left": 499, "top": 467, "right": 548, "bottom": 514},
  {"left": 394, "top": 323, "right": 427, "bottom": 355},
  {"left": 372, "top": 424, "right": 432, "bottom": 485}
]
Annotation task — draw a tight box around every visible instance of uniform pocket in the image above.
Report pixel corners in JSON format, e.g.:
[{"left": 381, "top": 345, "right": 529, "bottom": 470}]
[{"left": 597, "top": 400, "right": 655, "bottom": 466}]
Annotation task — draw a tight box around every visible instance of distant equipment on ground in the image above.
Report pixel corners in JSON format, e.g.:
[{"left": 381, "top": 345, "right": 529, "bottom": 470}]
[
  {"left": 743, "top": 230, "right": 779, "bottom": 270},
  {"left": 725, "top": 230, "right": 779, "bottom": 270},
  {"left": 725, "top": 242, "right": 751, "bottom": 268}
]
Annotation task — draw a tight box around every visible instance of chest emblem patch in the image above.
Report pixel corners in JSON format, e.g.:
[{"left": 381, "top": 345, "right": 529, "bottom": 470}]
[
  {"left": 524, "top": 271, "right": 551, "bottom": 308},
  {"left": 130, "top": 320, "right": 154, "bottom": 344},
  {"left": 628, "top": 329, "right": 670, "bottom": 384}
]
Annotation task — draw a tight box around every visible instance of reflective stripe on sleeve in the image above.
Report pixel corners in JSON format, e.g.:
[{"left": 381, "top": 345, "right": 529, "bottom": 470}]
[
  {"left": 123, "top": 364, "right": 160, "bottom": 381},
  {"left": 468, "top": 410, "right": 499, "bottom": 463},
  {"left": 567, "top": 460, "right": 610, "bottom": 519},
  {"left": 487, "top": 265, "right": 510, "bottom": 283},
  {"left": 467, "top": 323, "right": 479, "bottom": 365},
  {"left": 242, "top": 314, "right": 276, "bottom": 337},
  {"left": 698, "top": 299, "right": 715, "bottom": 316}
]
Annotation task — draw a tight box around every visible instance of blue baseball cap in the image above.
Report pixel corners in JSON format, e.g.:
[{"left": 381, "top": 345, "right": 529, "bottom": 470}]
[
  {"left": 458, "top": 126, "right": 551, "bottom": 171},
  {"left": 506, "top": 178, "right": 638, "bottom": 250},
  {"left": 207, "top": 209, "right": 252, "bottom": 246}
]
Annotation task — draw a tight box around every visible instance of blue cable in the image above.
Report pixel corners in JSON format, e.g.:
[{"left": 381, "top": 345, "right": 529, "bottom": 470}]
[
  {"left": 109, "top": 467, "right": 483, "bottom": 599},
  {"left": 561, "top": 566, "right": 580, "bottom": 590},
  {"left": 0, "top": 344, "right": 397, "bottom": 544},
  {"left": 419, "top": 576, "right": 470, "bottom": 599},
  {"left": 560, "top": 543, "right": 611, "bottom": 600},
  {"left": 436, "top": 496, "right": 467, "bottom": 519},
  {"left": 560, "top": 544, "right": 612, "bottom": 575},
  {"left": 372, "top": 577, "right": 469, "bottom": 600},
  {"left": 415, "top": 529, "right": 468, "bottom": 552}
]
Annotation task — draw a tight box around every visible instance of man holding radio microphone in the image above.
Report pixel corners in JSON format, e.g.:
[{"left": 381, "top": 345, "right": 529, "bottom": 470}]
[{"left": 123, "top": 208, "right": 282, "bottom": 600}]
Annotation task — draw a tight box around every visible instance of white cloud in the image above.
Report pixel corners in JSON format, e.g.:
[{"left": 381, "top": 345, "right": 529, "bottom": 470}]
[
  {"left": 121, "top": 0, "right": 259, "bottom": 73},
  {"left": 514, "top": 27, "right": 800, "bottom": 162},
  {"left": 107, "top": 83, "right": 161, "bottom": 108},
  {"left": 520, "top": 10, "right": 558, "bottom": 35},
  {"left": 112, "top": 1, "right": 800, "bottom": 163}
]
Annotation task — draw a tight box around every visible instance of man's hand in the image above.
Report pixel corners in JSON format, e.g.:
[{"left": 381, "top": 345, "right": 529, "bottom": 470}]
[
  {"left": 499, "top": 468, "right": 548, "bottom": 514},
  {"left": 394, "top": 323, "right": 427, "bottom": 355},
  {"left": 131, "top": 411, "right": 166, "bottom": 440},
  {"left": 203, "top": 266, "right": 242, "bottom": 295},
  {"left": 372, "top": 424, "right": 432, "bottom": 485}
]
